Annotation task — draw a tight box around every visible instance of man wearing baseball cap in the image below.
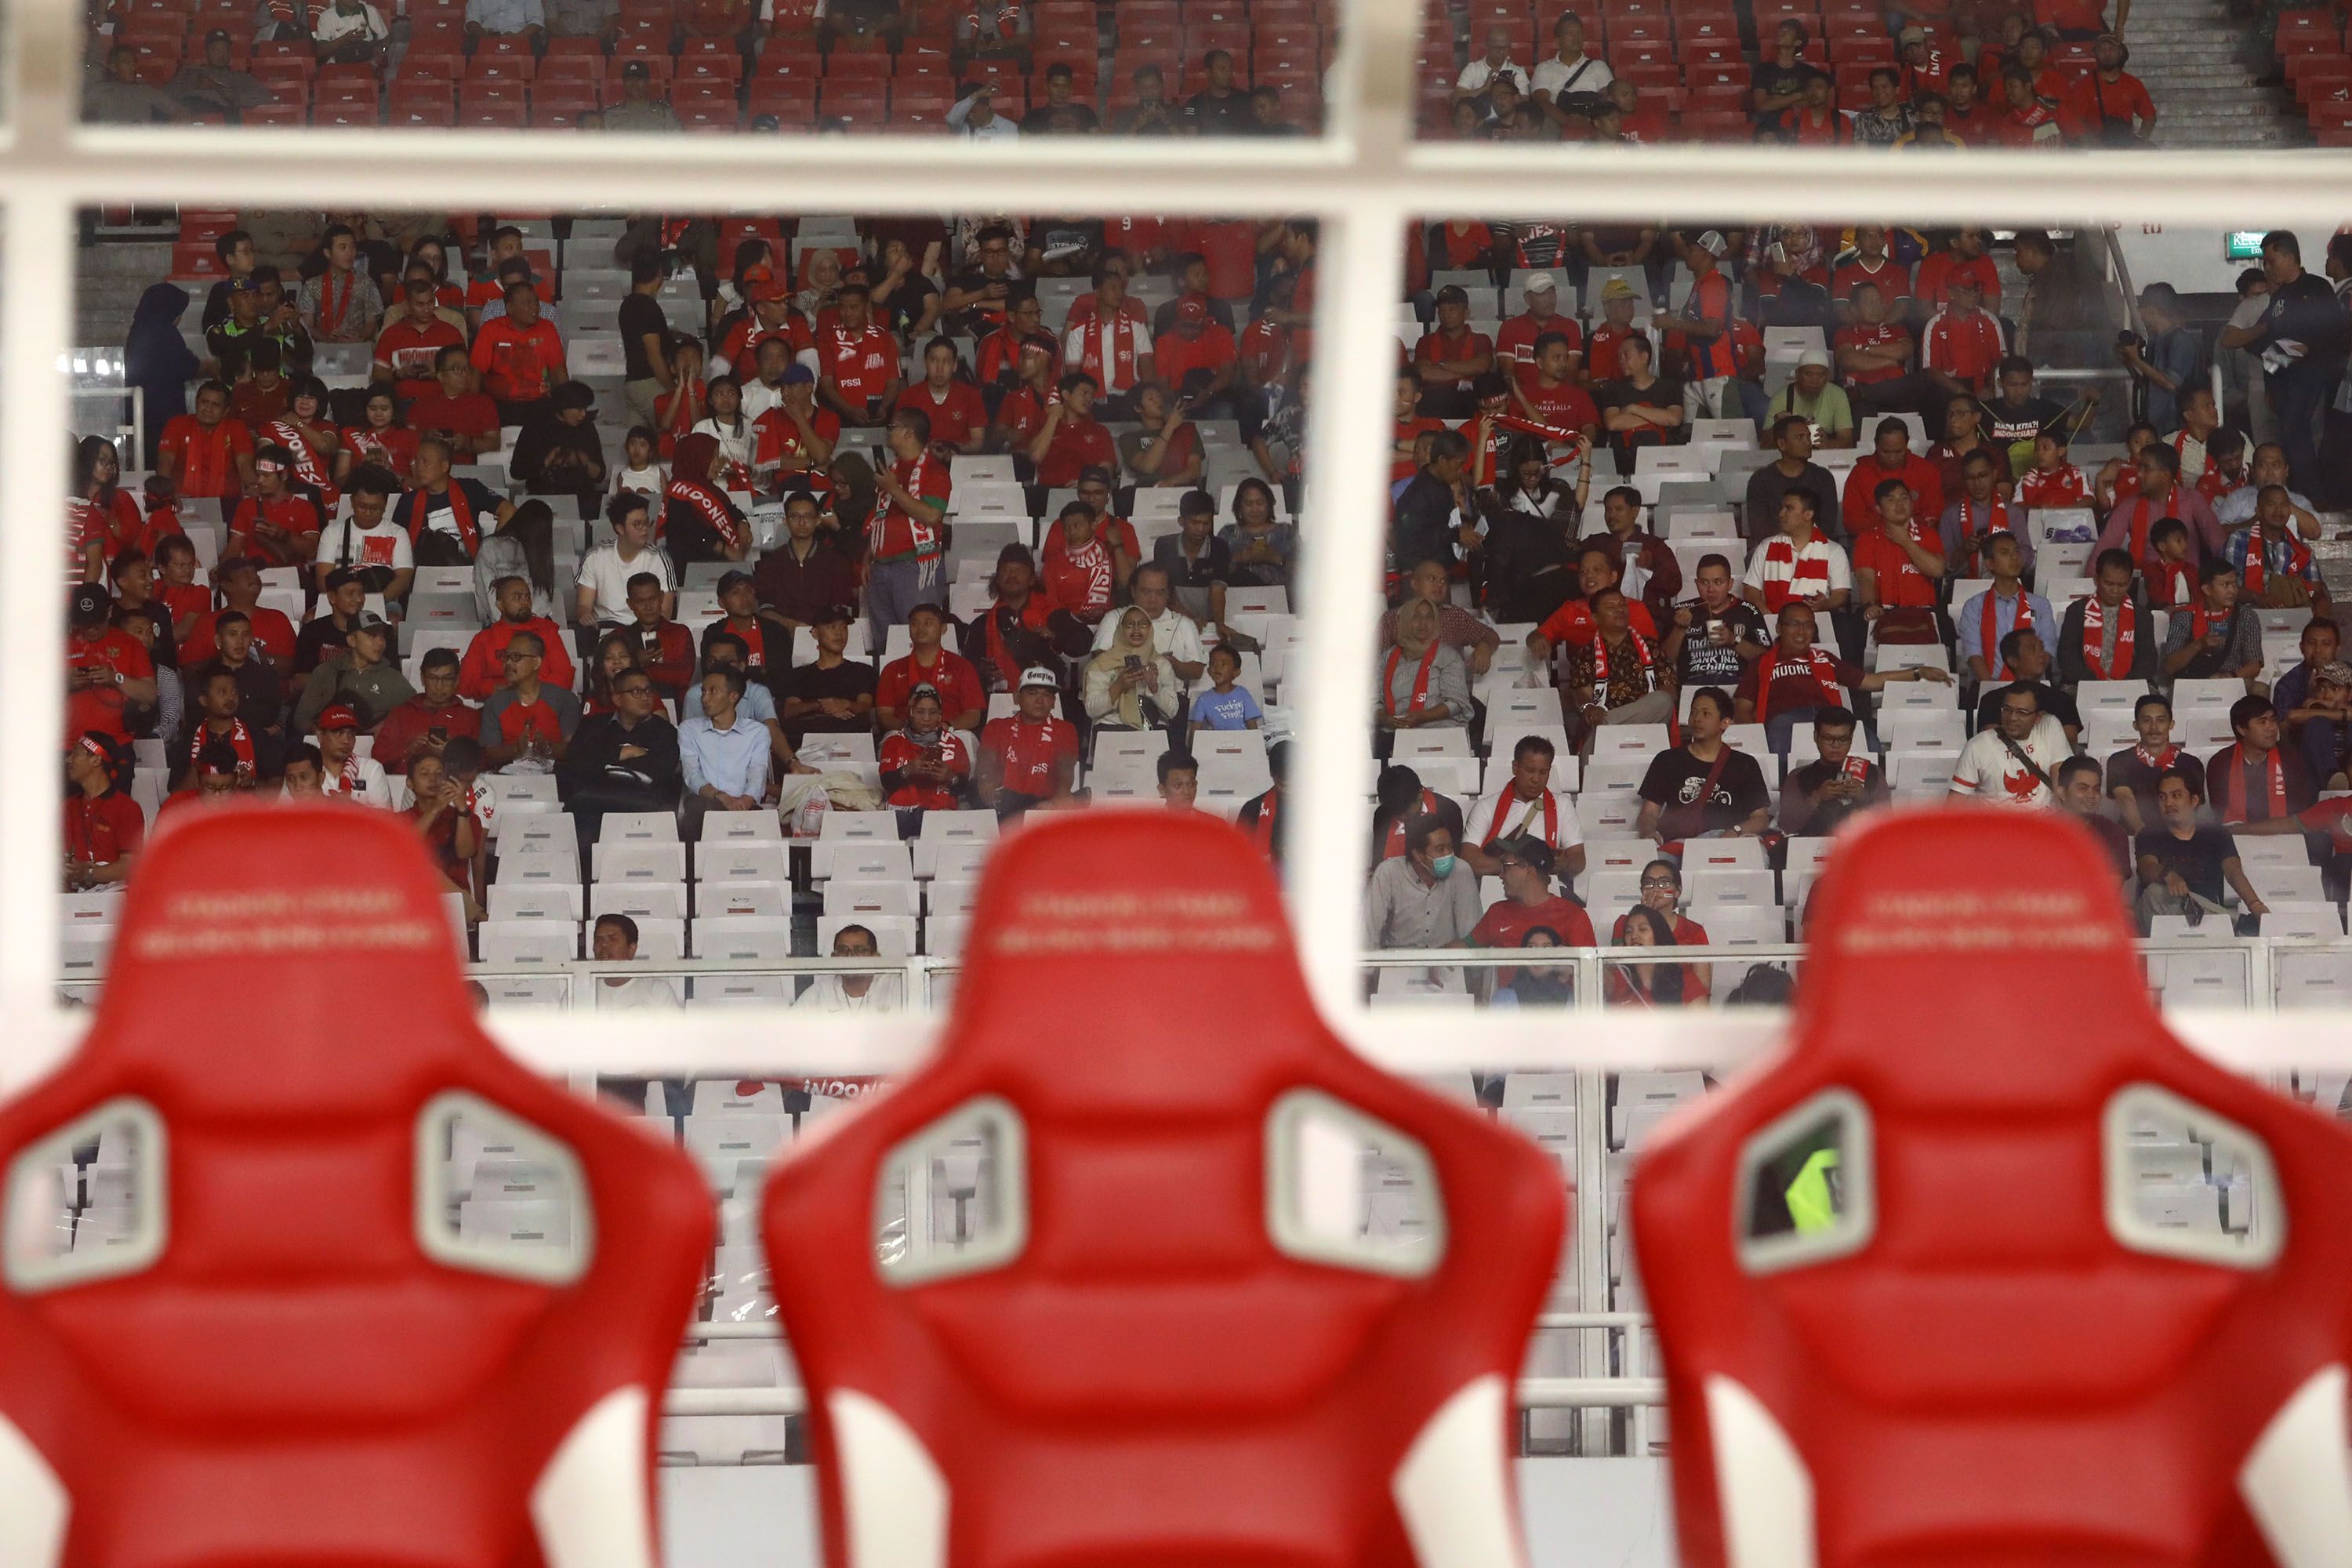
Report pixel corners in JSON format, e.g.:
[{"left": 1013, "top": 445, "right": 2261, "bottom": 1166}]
[
  {"left": 67, "top": 583, "right": 158, "bottom": 746},
  {"left": 1467, "top": 835, "right": 1595, "bottom": 962},
  {"left": 1496, "top": 271, "right": 1583, "bottom": 392},
  {"left": 605, "top": 59, "right": 684, "bottom": 132},
  {"left": 1584, "top": 277, "right": 1646, "bottom": 383},
  {"left": 313, "top": 702, "right": 391, "bottom": 806},
  {"left": 1414, "top": 284, "right": 1497, "bottom": 419},
  {"left": 1152, "top": 295, "right": 1240, "bottom": 415},
  {"left": 65, "top": 732, "right": 143, "bottom": 890},
  {"left": 1653, "top": 230, "right": 1741, "bottom": 420},
  {"left": 1768, "top": 347, "right": 1857, "bottom": 448},
  {"left": 975, "top": 666, "right": 1080, "bottom": 816},
  {"left": 296, "top": 611, "right": 411, "bottom": 737}
]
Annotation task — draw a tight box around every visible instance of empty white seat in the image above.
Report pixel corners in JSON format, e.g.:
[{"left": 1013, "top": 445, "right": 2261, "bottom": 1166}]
[
  {"left": 913, "top": 826, "right": 994, "bottom": 880},
  {"left": 682, "top": 1112, "right": 789, "bottom": 1195},
  {"left": 2245, "top": 863, "right": 2325, "bottom": 906},
  {"left": 691, "top": 880, "right": 789, "bottom": 919},
  {"left": 58, "top": 891, "right": 124, "bottom": 928},
  {"left": 486, "top": 884, "right": 586, "bottom": 923},
  {"left": 1683, "top": 867, "right": 1776, "bottom": 907},
  {"left": 690, "top": 916, "right": 795, "bottom": 962},
  {"left": 502, "top": 812, "right": 579, "bottom": 855},
  {"left": 691, "top": 974, "right": 793, "bottom": 1007},
  {"left": 594, "top": 841, "right": 688, "bottom": 883},
  {"left": 926, "top": 913, "right": 973, "bottom": 959},
  {"left": 823, "top": 880, "right": 920, "bottom": 919},
  {"left": 1685, "top": 906, "right": 1786, "bottom": 946},
  {"left": 817, "top": 809, "right": 898, "bottom": 841},
  {"left": 1588, "top": 723, "right": 1671, "bottom": 760},
  {"left": 2259, "top": 904, "right": 2343, "bottom": 939},
  {"left": 699, "top": 810, "right": 785, "bottom": 843},
  {"left": 1680, "top": 835, "right": 1768, "bottom": 871},
  {"left": 1577, "top": 792, "right": 1642, "bottom": 839},
  {"left": 598, "top": 810, "right": 681, "bottom": 845},
  {"left": 925, "top": 878, "right": 982, "bottom": 917},
  {"left": 810, "top": 837, "right": 914, "bottom": 883},
  {"left": 695, "top": 839, "right": 789, "bottom": 884},
  {"left": 590, "top": 880, "right": 688, "bottom": 923},
  {"left": 478, "top": 921, "right": 579, "bottom": 965}
]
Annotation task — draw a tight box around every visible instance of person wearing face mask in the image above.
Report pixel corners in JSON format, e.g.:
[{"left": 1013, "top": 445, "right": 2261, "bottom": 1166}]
[{"left": 1362, "top": 811, "right": 1479, "bottom": 996}]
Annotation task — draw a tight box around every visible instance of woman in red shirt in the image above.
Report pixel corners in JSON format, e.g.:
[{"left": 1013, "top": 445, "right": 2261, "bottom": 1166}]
[
  {"left": 74, "top": 436, "right": 147, "bottom": 563},
  {"left": 1604, "top": 904, "right": 1690, "bottom": 1007},
  {"left": 338, "top": 385, "right": 419, "bottom": 483},
  {"left": 263, "top": 376, "right": 345, "bottom": 510}
]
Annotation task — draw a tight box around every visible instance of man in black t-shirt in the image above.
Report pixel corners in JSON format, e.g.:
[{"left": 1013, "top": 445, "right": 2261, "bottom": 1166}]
[
  {"left": 618, "top": 249, "right": 672, "bottom": 434},
  {"left": 1661, "top": 553, "right": 1769, "bottom": 690},
  {"left": 1634, "top": 687, "right": 1772, "bottom": 840},
  {"left": 2104, "top": 692, "right": 2205, "bottom": 836},
  {"left": 2133, "top": 768, "right": 2267, "bottom": 931},
  {"left": 780, "top": 604, "right": 879, "bottom": 747},
  {"left": 1780, "top": 705, "right": 1889, "bottom": 836},
  {"left": 1981, "top": 355, "right": 2065, "bottom": 449},
  {"left": 1743, "top": 415, "right": 1844, "bottom": 544}
]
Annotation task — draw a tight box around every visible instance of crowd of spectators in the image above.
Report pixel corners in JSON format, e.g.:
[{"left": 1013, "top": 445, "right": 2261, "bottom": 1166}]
[{"left": 1367, "top": 220, "right": 2352, "bottom": 1006}]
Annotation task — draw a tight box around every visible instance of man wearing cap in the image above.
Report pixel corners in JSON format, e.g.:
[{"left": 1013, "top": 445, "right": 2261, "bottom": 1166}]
[
  {"left": 296, "top": 612, "right": 411, "bottom": 735},
  {"left": 64, "top": 734, "right": 143, "bottom": 891},
  {"left": 1579, "top": 276, "right": 1643, "bottom": 386},
  {"left": 308, "top": 704, "right": 390, "bottom": 805},
  {"left": 205, "top": 274, "right": 274, "bottom": 381},
  {"left": 1767, "top": 349, "right": 1856, "bottom": 448},
  {"left": 977, "top": 666, "right": 1081, "bottom": 816},
  {"left": 714, "top": 274, "right": 814, "bottom": 380},
  {"left": 1495, "top": 273, "right": 1581, "bottom": 390},
  {"left": 1465, "top": 835, "right": 1595, "bottom": 958},
  {"left": 1650, "top": 230, "right": 1741, "bottom": 419},
  {"left": 1414, "top": 285, "right": 1496, "bottom": 419},
  {"left": 67, "top": 585, "right": 158, "bottom": 746},
  {"left": 603, "top": 58, "right": 679, "bottom": 130},
  {"left": 169, "top": 29, "right": 271, "bottom": 118},
  {"left": 1152, "top": 296, "right": 1240, "bottom": 415}
]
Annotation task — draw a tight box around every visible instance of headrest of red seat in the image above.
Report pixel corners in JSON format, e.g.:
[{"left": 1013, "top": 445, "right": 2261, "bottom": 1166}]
[
  {"left": 76, "top": 805, "right": 488, "bottom": 1118},
  {"left": 942, "top": 811, "right": 1341, "bottom": 1116},
  {"left": 1784, "top": 805, "right": 2159, "bottom": 1112}
]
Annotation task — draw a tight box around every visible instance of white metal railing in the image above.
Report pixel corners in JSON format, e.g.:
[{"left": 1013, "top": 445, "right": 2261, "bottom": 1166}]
[{"left": 5, "top": 0, "right": 2352, "bottom": 1096}]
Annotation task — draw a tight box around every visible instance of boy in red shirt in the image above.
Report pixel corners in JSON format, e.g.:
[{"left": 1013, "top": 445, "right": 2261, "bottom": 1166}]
[
  {"left": 892, "top": 336, "right": 989, "bottom": 452},
  {"left": 470, "top": 279, "right": 568, "bottom": 423},
  {"left": 1028, "top": 371, "right": 1117, "bottom": 488},
  {"left": 156, "top": 380, "right": 256, "bottom": 501},
  {"left": 180, "top": 556, "right": 298, "bottom": 667}
]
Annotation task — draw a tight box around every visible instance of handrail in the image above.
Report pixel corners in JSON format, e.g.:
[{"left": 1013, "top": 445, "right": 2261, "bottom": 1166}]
[{"left": 2101, "top": 227, "right": 2148, "bottom": 423}]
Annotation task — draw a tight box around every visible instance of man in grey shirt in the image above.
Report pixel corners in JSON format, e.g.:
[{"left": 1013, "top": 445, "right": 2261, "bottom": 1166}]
[
  {"left": 1744, "top": 412, "right": 1844, "bottom": 544},
  {"left": 84, "top": 45, "right": 185, "bottom": 124},
  {"left": 1363, "top": 813, "right": 1481, "bottom": 995},
  {"left": 169, "top": 30, "right": 271, "bottom": 120}
]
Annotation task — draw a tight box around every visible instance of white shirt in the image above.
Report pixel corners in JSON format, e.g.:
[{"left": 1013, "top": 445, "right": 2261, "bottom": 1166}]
[
  {"left": 1463, "top": 785, "right": 1584, "bottom": 850},
  {"left": 692, "top": 415, "right": 758, "bottom": 477},
  {"left": 597, "top": 975, "right": 684, "bottom": 1011},
  {"left": 792, "top": 972, "right": 906, "bottom": 1012},
  {"left": 612, "top": 461, "right": 668, "bottom": 499},
  {"left": 578, "top": 540, "right": 675, "bottom": 623},
  {"left": 314, "top": 514, "right": 414, "bottom": 575},
  {"left": 321, "top": 753, "right": 390, "bottom": 808},
  {"left": 1457, "top": 56, "right": 1528, "bottom": 93},
  {"left": 1742, "top": 533, "right": 1853, "bottom": 601},
  {"left": 1090, "top": 604, "right": 1204, "bottom": 666},
  {"left": 1062, "top": 318, "right": 1155, "bottom": 395},
  {"left": 1530, "top": 52, "right": 1613, "bottom": 97},
  {"left": 1947, "top": 717, "right": 2071, "bottom": 807},
  {"left": 314, "top": 1, "right": 387, "bottom": 42}
]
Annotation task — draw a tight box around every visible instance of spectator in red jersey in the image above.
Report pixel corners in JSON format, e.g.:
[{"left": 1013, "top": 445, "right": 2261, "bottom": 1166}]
[
  {"left": 1840, "top": 418, "right": 1946, "bottom": 534},
  {"left": 752, "top": 365, "right": 840, "bottom": 495},
  {"left": 64, "top": 733, "right": 143, "bottom": 891},
  {"left": 155, "top": 379, "right": 256, "bottom": 502},
  {"left": 1734, "top": 599, "right": 1948, "bottom": 750},
  {"left": 1526, "top": 540, "right": 1662, "bottom": 667},
  {"left": 1414, "top": 285, "right": 1496, "bottom": 419},
  {"left": 1943, "top": 64, "right": 2002, "bottom": 142},
  {"left": 1916, "top": 227, "right": 2004, "bottom": 314},
  {"left": 977, "top": 665, "right": 1081, "bottom": 815},
  {"left": 401, "top": 752, "right": 485, "bottom": 923},
  {"left": 1465, "top": 840, "right": 1596, "bottom": 998},
  {"left": 713, "top": 277, "right": 813, "bottom": 381},
  {"left": 1581, "top": 277, "right": 1643, "bottom": 384},
  {"left": 1850, "top": 476, "right": 1949, "bottom": 645},
  {"left": 1392, "top": 368, "right": 1451, "bottom": 484},
  {"left": 1998, "top": 64, "right": 2066, "bottom": 147},
  {"left": 2061, "top": 34, "right": 2156, "bottom": 145},
  {"left": 967, "top": 544, "right": 1091, "bottom": 693},
  {"left": 180, "top": 556, "right": 298, "bottom": 670},
  {"left": 74, "top": 435, "right": 144, "bottom": 564},
  {"left": 618, "top": 574, "right": 695, "bottom": 702},
  {"left": 478, "top": 628, "right": 581, "bottom": 771},
  {"left": 1040, "top": 500, "right": 1131, "bottom": 628},
  {"left": 1029, "top": 370, "right": 1118, "bottom": 488},
  {"left": 891, "top": 336, "right": 989, "bottom": 454},
  {"left": 1653, "top": 230, "right": 1740, "bottom": 419},
  {"left": 817, "top": 279, "right": 904, "bottom": 428},
  {"left": 1152, "top": 296, "right": 1240, "bottom": 416},
  {"left": 1512, "top": 332, "right": 1602, "bottom": 445},
  {"left": 67, "top": 585, "right": 158, "bottom": 747},
  {"left": 876, "top": 603, "right": 984, "bottom": 732},
  {"left": 150, "top": 535, "right": 208, "bottom": 654},
  {"left": 458, "top": 575, "right": 578, "bottom": 700},
  {"left": 372, "top": 647, "right": 479, "bottom": 775},
  {"left": 2096, "top": 440, "right": 2225, "bottom": 568},
  {"left": 880, "top": 684, "right": 973, "bottom": 819},
  {"left": 403, "top": 345, "right": 501, "bottom": 459},
  {"left": 1495, "top": 273, "right": 1581, "bottom": 387},
  {"left": 373, "top": 273, "right": 464, "bottom": 401},
  {"left": 1920, "top": 274, "right": 2006, "bottom": 407},
  {"left": 1120, "top": 381, "right": 1206, "bottom": 490},
  {"left": 227, "top": 444, "right": 326, "bottom": 568},
  {"left": 1784, "top": 69, "right": 1848, "bottom": 144},
  {"left": 472, "top": 278, "right": 568, "bottom": 426}
]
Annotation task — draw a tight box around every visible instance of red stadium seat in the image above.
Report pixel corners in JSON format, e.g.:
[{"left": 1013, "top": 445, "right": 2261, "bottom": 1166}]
[
  {"left": 408, "top": 15, "right": 465, "bottom": 47},
  {"left": 1684, "top": 44, "right": 1747, "bottom": 72},
  {"left": 1675, "top": 108, "right": 1748, "bottom": 137},
  {"left": 313, "top": 100, "right": 379, "bottom": 124},
  {"left": 678, "top": 100, "right": 742, "bottom": 129},
  {"left": 2300, "top": 62, "right": 2352, "bottom": 105},
  {"left": 539, "top": 52, "right": 600, "bottom": 80},
  {"left": 764, "top": 814, "right": 1566, "bottom": 1568},
  {"left": 0, "top": 808, "right": 710, "bottom": 1566},
  {"left": 458, "top": 79, "right": 528, "bottom": 109},
  {"left": 169, "top": 240, "right": 227, "bottom": 278},
  {"left": 396, "top": 50, "right": 461, "bottom": 81},
  {"left": 681, "top": 0, "right": 742, "bottom": 35},
  {"left": 466, "top": 51, "right": 535, "bottom": 80},
  {"left": 544, "top": 31, "right": 604, "bottom": 53},
  {"left": 242, "top": 99, "right": 303, "bottom": 123},
  {"left": 746, "top": 77, "right": 818, "bottom": 118},
  {"left": 675, "top": 51, "right": 742, "bottom": 81},
  {"left": 176, "top": 210, "right": 239, "bottom": 242},
  {"left": 1634, "top": 808, "right": 2352, "bottom": 1568}
]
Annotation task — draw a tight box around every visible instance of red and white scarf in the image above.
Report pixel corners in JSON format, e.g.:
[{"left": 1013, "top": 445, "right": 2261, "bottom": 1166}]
[
  {"left": 1383, "top": 642, "right": 1440, "bottom": 716},
  {"left": 2079, "top": 595, "right": 2136, "bottom": 680},
  {"left": 1056, "top": 536, "right": 1113, "bottom": 619},
  {"left": 869, "top": 452, "right": 946, "bottom": 564},
  {"left": 405, "top": 481, "right": 479, "bottom": 556},
  {"left": 2018, "top": 463, "right": 2089, "bottom": 508},
  {"left": 263, "top": 419, "right": 336, "bottom": 496},
  {"left": 2218, "top": 742, "right": 2286, "bottom": 822},
  {"left": 1950, "top": 495, "right": 2011, "bottom": 546},
  {"left": 1382, "top": 787, "right": 1439, "bottom": 858},
  {"left": 1759, "top": 534, "right": 1831, "bottom": 613},
  {"left": 2122, "top": 495, "right": 2180, "bottom": 564},
  {"left": 1480, "top": 789, "right": 1559, "bottom": 848},
  {"left": 1589, "top": 627, "right": 1660, "bottom": 695},
  {"left": 2133, "top": 741, "right": 2179, "bottom": 772},
  {"left": 1752, "top": 646, "right": 1845, "bottom": 721},
  {"left": 666, "top": 479, "right": 745, "bottom": 555},
  {"left": 2150, "top": 558, "right": 2195, "bottom": 608},
  {"left": 2239, "top": 524, "right": 2311, "bottom": 599},
  {"left": 315, "top": 268, "right": 357, "bottom": 336},
  {"left": 1073, "top": 309, "right": 1142, "bottom": 393},
  {"left": 326, "top": 756, "right": 365, "bottom": 797},
  {"left": 1981, "top": 587, "right": 2033, "bottom": 680},
  {"left": 191, "top": 717, "right": 256, "bottom": 782}
]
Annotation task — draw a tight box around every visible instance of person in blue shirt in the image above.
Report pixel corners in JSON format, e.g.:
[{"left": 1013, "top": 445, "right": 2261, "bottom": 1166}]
[{"left": 1187, "top": 643, "right": 1264, "bottom": 742}]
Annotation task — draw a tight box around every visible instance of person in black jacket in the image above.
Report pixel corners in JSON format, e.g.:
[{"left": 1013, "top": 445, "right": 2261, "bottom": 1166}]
[
  {"left": 1390, "top": 429, "right": 1473, "bottom": 584},
  {"left": 2229, "top": 232, "right": 2350, "bottom": 500},
  {"left": 557, "top": 666, "right": 681, "bottom": 859},
  {"left": 510, "top": 381, "right": 607, "bottom": 504},
  {"left": 2055, "top": 546, "right": 2158, "bottom": 687}
]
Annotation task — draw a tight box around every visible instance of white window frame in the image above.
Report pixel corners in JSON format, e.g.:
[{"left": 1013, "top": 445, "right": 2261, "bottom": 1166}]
[{"left": 5, "top": 0, "right": 2349, "bottom": 1087}]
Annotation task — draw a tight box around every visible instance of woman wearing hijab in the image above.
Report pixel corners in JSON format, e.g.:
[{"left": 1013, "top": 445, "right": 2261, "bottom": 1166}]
[
  {"left": 1082, "top": 605, "right": 1181, "bottom": 732},
  {"left": 124, "top": 283, "right": 201, "bottom": 466},
  {"left": 664, "top": 430, "right": 750, "bottom": 566}
]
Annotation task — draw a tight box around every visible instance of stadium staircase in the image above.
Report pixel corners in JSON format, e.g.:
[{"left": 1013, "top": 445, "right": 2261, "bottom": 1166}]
[{"left": 2128, "top": 0, "right": 2310, "bottom": 146}]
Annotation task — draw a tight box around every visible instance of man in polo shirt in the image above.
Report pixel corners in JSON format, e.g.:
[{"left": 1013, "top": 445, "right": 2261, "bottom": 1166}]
[
  {"left": 473, "top": 278, "right": 568, "bottom": 426},
  {"left": 477, "top": 630, "right": 580, "bottom": 771},
  {"left": 1461, "top": 735, "right": 1585, "bottom": 879},
  {"left": 976, "top": 665, "right": 1080, "bottom": 816},
  {"left": 1152, "top": 296, "right": 1239, "bottom": 415},
  {"left": 156, "top": 380, "right": 256, "bottom": 502},
  {"left": 1029, "top": 371, "right": 1119, "bottom": 489},
  {"left": 372, "top": 647, "right": 478, "bottom": 775}
]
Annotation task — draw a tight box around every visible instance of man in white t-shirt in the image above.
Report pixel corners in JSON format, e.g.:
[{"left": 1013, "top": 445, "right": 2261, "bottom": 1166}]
[
  {"left": 1530, "top": 13, "right": 1613, "bottom": 106},
  {"left": 1741, "top": 490, "right": 1854, "bottom": 653},
  {"left": 314, "top": 703, "right": 392, "bottom": 806},
  {"left": 1950, "top": 682, "right": 2071, "bottom": 807},
  {"left": 591, "top": 914, "right": 684, "bottom": 1010},
  {"left": 1454, "top": 24, "right": 1529, "bottom": 102},
  {"left": 1087, "top": 563, "right": 1205, "bottom": 681},
  {"left": 311, "top": 466, "right": 415, "bottom": 606},
  {"left": 793, "top": 924, "right": 904, "bottom": 1012},
  {"left": 1461, "top": 733, "right": 1586, "bottom": 879},
  {"left": 575, "top": 492, "right": 676, "bottom": 626}
]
